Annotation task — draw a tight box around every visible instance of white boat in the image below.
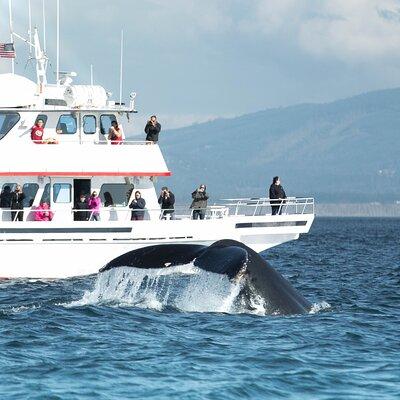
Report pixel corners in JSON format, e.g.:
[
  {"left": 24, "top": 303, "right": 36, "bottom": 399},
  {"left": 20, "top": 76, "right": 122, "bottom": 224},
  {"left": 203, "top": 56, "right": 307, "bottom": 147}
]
[{"left": 0, "top": 14, "right": 315, "bottom": 279}]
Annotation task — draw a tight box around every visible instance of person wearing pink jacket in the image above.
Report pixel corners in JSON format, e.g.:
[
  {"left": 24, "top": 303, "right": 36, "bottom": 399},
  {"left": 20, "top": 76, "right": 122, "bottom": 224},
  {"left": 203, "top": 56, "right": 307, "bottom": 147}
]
[
  {"left": 34, "top": 202, "right": 54, "bottom": 222},
  {"left": 88, "top": 191, "right": 102, "bottom": 221}
]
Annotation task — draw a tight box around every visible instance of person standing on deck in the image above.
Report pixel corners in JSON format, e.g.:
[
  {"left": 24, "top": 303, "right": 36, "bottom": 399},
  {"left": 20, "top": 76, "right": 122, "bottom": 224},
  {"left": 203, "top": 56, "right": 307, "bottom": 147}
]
[
  {"left": 74, "top": 193, "right": 90, "bottom": 221},
  {"left": 190, "top": 184, "right": 209, "bottom": 220},
  {"left": 88, "top": 191, "right": 102, "bottom": 221},
  {"left": 129, "top": 191, "right": 146, "bottom": 221},
  {"left": 144, "top": 115, "right": 161, "bottom": 143},
  {"left": 10, "top": 185, "right": 25, "bottom": 221},
  {"left": 269, "top": 176, "right": 287, "bottom": 216},
  {"left": 158, "top": 187, "right": 175, "bottom": 219},
  {"left": 108, "top": 121, "right": 124, "bottom": 145}
]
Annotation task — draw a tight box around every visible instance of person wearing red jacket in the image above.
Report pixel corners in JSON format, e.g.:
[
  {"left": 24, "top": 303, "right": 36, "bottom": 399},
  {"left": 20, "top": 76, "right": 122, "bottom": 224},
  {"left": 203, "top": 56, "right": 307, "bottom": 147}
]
[{"left": 31, "top": 119, "right": 45, "bottom": 144}]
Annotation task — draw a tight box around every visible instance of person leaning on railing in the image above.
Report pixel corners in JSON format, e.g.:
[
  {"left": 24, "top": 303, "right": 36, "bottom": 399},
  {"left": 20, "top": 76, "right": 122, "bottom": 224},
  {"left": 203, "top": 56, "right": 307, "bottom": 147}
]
[
  {"left": 129, "top": 191, "right": 146, "bottom": 221},
  {"left": 269, "top": 176, "right": 287, "bottom": 216},
  {"left": 190, "top": 184, "right": 209, "bottom": 220}
]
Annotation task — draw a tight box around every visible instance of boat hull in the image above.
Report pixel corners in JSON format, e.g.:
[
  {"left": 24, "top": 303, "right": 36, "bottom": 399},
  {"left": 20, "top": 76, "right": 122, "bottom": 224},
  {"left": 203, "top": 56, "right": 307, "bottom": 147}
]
[{"left": 0, "top": 214, "right": 314, "bottom": 279}]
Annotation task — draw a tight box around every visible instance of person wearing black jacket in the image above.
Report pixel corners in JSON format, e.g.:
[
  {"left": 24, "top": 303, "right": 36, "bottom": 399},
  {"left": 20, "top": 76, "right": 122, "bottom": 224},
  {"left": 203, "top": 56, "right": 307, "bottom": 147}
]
[
  {"left": 269, "top": 176, "right": 287, "bottom": 215},
  {"left": 190, "top": 184, "right": 209, "bottom": 220},
  {"left": 144, "top": 115, "right": 162, "bottom": 143},
  {"left": 74, "top": 194, "right": 90, "bottom": 221},
  {"left": 158, "top": 186, "right": 175, "bottom": 219},
  {"left": 129, "top": 191, "right": 146, "bottom": 220},
  {"left": 10, "top": 185, "right": 26, "bottom": 221},
  {"left": 0, "top": 185, "right": 12, "bottom": 208}
]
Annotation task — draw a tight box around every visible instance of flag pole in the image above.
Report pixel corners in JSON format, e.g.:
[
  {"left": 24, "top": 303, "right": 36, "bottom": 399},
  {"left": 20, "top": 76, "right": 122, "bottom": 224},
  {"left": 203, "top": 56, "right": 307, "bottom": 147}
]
[
  {"left": 56, "top": 0, "right": 60, "bottom": 84},
  {"left": 119, "top": 29, "right": 124, "bottom": 107},
  {"left": 8, "top": 0, "right": 14, "bottom": 73}
]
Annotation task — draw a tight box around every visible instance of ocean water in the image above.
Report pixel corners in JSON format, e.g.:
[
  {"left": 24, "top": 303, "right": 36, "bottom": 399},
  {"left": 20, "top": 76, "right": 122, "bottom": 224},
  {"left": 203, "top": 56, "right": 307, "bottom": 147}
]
[{"left": 0, "top": 218, "right": 399, "bottom": 399}]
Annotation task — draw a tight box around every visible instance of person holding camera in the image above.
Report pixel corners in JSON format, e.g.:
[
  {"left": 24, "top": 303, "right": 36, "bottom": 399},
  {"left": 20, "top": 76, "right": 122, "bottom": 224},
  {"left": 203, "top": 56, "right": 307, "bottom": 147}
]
[
  {"left": 190, "top": 184, "right": 209, "bottom": 220},
  {"left": 10, "top": 184, "right": 26, "bottom": 222},
  {"left": 129, "top": 191, "right": 146, "bottom": 221},
  {"left": 144, "top": 115, "right": 161, "bottom": 143},
  {"left": 108, "top": 120, "right": 124, "bottom": 145},
  {"left": 158, "top": 186, "right": 175, "bottom": 219}
]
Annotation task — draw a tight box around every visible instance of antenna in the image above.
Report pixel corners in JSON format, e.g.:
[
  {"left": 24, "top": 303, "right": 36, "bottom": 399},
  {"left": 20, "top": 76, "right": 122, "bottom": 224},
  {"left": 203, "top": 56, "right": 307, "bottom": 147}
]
[
  {"left": 42, "top": 0, "right": 46, "bottom": 52},
  {"left": 119, "top": 29, "right": 124, "bottom": 107},
  {"left": 90, "top": 64, "right": 93, "bottom": 85},
  {"left": 56, "top": 0, "right": 60, "bottom": 84},
  {"left": 28, "top": 0, "right": 32, "bottom": 56},
  {"left": 8, "top": 0, "right": 14, "bottom": 73}
]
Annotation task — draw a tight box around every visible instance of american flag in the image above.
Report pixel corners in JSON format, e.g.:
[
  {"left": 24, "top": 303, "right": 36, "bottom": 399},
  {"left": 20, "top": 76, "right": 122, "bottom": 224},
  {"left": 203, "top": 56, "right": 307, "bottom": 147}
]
[{"left": 0, "top": 43, "right": 16, "bottom": 58}]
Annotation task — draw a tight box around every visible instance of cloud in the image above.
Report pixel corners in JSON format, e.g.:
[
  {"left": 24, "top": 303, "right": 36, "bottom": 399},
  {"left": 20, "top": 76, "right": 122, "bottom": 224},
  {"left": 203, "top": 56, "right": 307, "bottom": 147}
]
[{"left": 246, "top": 0, "right": 400, "bottom": 62}]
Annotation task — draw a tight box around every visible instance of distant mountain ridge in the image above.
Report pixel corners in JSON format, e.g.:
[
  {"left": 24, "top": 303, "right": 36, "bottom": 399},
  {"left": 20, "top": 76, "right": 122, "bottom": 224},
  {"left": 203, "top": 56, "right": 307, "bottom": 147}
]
[{"left": 157, "top": 88, "right": 400, "bottom": 204}]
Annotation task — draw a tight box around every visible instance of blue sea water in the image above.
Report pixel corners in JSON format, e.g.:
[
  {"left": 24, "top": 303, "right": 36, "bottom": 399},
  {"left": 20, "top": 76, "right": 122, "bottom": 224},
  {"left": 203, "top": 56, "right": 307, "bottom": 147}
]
[{"left": 0, "top": 218, "right": 399, "bottom": 399}]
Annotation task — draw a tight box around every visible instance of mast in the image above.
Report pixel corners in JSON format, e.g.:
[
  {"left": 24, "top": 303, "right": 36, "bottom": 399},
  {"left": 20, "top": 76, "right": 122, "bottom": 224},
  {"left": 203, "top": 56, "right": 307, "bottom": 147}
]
[
  {"left": 42, "top": 0, "right": 47, "bottom": 52},
  {"left": 28, "top": 0, "right": 32, "bottom": 56},
  {"left": 34, "top": 28, "right": 48, "bottom": 88}
]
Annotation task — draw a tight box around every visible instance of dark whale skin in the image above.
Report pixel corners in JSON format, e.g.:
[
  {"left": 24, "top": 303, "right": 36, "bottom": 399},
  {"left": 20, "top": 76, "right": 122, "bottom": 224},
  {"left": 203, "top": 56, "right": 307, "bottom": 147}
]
[{"left": 100, "top": 240, "right": 311, "bottom": 315}]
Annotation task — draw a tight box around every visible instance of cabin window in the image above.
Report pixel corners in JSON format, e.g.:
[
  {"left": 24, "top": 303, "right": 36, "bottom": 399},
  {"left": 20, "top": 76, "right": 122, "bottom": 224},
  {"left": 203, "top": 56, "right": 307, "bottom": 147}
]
[
  {"left": 35, "top": 114, "right": 48, "bottom": 127},
  {"left": 53, "top": 183, "right": 72, "bottom": 203},
  {"left": 99, "top": 183, "right": 134, "bottom": 206},
  {"left": 40, "top": 184, "right": 51, "bottom": 204},
  {"left": 0, "top": 112, "right": 20, "bottom": 140},
  {"left": 100, "top": 114, "right": 117, "bottom": 135},
  {"left": 1, "top": 183, "right": 39, "bottom": 207},
  {"left": 83, "top": 115, "right": 96, "bottom": 134},
  {"left": 0, "top": 183, "right": 15, "bottom": 208},
  {"left": 22, "top": 183, "right": 39, "bottom": 207},
  {"left": 56, "top": 114, "right": 77, "bottom": 134}
]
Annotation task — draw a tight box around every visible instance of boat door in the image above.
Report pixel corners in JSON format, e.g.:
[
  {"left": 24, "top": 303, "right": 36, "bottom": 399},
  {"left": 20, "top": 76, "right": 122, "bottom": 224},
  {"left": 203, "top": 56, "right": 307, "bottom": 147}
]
[
  {"left": 73, "top": 179, "right": 91, "bottom": 203},
  {"left": 50, "top": 178, "right": 74, "bottom": 222}
]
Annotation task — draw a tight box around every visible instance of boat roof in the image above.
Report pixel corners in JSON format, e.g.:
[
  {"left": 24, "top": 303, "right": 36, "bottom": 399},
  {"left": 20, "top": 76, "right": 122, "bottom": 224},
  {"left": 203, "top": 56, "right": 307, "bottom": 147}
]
[{"left": 0, "top": 142, "right": 171, "bottom": 177}]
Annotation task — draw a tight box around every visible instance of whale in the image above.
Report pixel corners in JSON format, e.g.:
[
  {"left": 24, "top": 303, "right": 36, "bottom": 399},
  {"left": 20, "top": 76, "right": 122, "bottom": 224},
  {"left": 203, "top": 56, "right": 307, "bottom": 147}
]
[{"left": 100, "top": 239, "right": 311, "bottom": 315}]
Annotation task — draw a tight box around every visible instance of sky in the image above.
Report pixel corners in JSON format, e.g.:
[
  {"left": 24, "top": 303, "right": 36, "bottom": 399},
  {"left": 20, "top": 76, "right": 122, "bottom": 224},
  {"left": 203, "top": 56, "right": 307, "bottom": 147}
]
[{"left": 2, "top": 0, "right": 400, "bottom": 134}]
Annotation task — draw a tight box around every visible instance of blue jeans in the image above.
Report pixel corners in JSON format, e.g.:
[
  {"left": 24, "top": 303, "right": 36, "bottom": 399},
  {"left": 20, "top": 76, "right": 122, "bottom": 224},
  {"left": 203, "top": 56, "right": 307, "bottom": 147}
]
[
  {"left": 90, "top": 213, "right": 100, "bottom": 221},
  {"left": 192, "top": 209, "right": 205, "bottom": 220}
]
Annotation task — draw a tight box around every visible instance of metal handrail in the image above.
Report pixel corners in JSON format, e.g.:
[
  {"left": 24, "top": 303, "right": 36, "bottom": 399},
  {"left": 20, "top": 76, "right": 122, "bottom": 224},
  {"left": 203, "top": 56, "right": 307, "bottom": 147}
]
[{"left": 0, "top": 197, "right": 314, "bottom": 223}]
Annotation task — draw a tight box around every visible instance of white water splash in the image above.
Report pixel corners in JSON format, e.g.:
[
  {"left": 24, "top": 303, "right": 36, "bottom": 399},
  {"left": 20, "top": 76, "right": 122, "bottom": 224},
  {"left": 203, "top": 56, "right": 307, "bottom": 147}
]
[
  {"left": 67, "top": 263, "right": 264, "bottom": 314},
  {"left": 309, "top": 301, "right": 331, "bottom": 314}
]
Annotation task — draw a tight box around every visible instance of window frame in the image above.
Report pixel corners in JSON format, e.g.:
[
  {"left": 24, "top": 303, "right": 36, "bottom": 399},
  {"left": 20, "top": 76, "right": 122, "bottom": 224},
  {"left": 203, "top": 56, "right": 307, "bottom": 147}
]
[
  {"left": 53, "top": 183, "right": 72, "bottom": 203},
  {"left": 56, "top": 114, "right": 77, "bottom": 135},
  {"left": 35, "top": 114, "right": 48, "bottom": 127},
  {"left": 22, "top": 183, "right": 39, "bottom": 208},
  {"left": 100, "top": 114, "right": 117, "bottom": 135},
  {"left": 99, "top": 183, "right": 134, "bottom": 207},
  {"left": 83, "top": 115, "right": 97, "bottom": 135},
  {"left": 0, "top": 112, "right": 20, "bottom": 140}
]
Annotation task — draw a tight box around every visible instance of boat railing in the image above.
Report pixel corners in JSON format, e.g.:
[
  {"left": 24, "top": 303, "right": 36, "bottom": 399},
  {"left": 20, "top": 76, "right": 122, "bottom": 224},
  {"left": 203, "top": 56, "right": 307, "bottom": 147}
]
[
  {"left": 0, "top": 198, "right": 314, "bottom": 223},
  {"left": 30, "top": 139, "right": 154, "bottom": 146},
  {"left": 220, "top": 197, "right": 315, "bottom": 216}
]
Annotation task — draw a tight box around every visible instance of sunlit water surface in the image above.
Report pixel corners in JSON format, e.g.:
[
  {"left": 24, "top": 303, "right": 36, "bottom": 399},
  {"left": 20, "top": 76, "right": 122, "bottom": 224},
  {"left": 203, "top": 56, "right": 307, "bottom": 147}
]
[{"left": 1, "top": 218, "right": 399, "bottom": 399}]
